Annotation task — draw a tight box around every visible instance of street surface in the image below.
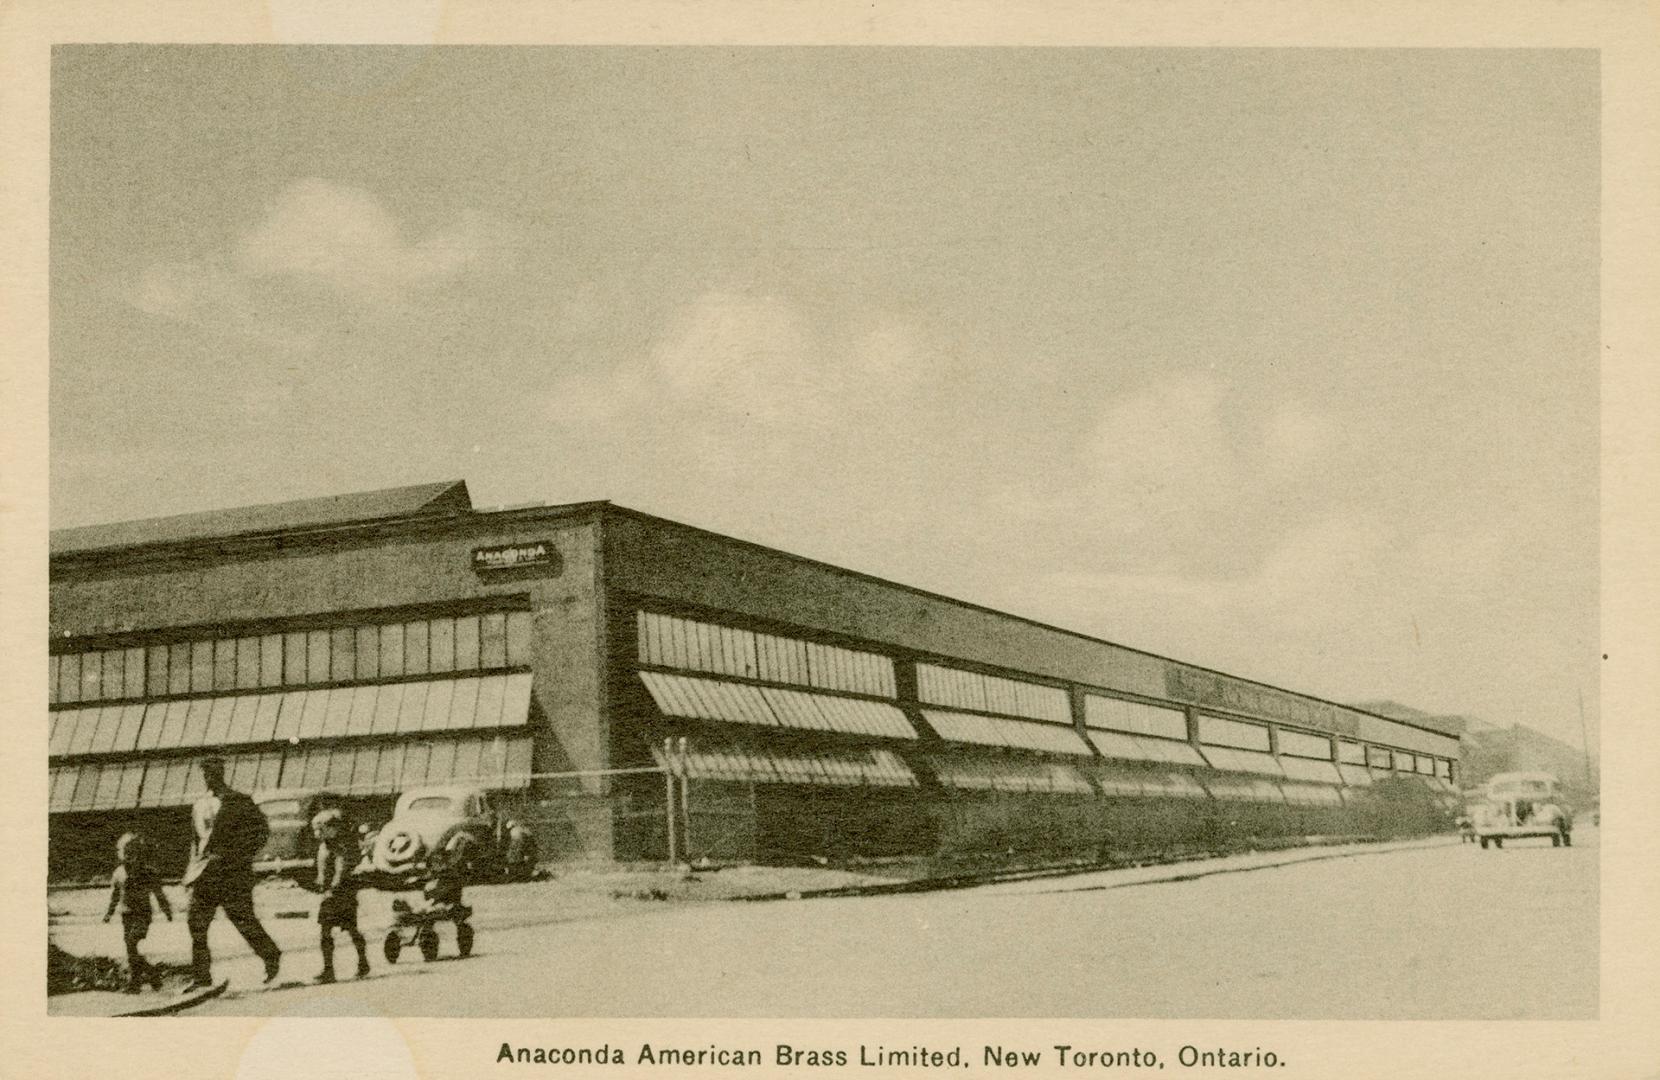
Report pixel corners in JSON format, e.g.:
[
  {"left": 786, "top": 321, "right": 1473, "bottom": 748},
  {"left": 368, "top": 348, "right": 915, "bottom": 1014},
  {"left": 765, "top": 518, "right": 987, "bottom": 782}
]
[{"left": 54, "top": 831, "right": 1597, "bottom": 1019}]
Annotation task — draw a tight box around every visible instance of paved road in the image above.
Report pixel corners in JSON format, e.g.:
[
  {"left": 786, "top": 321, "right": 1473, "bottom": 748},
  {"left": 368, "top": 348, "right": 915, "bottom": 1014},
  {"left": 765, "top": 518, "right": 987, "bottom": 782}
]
[{"left": 130, "top": 831, "right": 1602, "bottom": 1019}]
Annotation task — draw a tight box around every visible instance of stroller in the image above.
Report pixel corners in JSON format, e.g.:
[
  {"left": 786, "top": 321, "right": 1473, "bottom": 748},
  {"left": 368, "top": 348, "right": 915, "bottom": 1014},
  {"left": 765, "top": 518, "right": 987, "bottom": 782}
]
[{"left": 354, "top": 834, "right": 478, "bottom": 964}]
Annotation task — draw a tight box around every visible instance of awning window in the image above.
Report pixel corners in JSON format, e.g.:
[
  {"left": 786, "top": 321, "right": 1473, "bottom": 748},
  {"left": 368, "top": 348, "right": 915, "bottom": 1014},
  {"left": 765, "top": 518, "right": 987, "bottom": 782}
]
[
  {"left": 1199, "top": 745, "right": 1285, "bottom": 777},
  {"left": 1087, "top": 729, "right": 1208, "bottom": 767},
  {"left": 928, "top": 755, "right": 1094, "bottom": 795},
  {"left": 1089, "top": 763, "right": 1209, "bottom": 799},
  {"left": 1083, "top": 695, "right": 1189, "bottom": 741},
  {"left": 638, "top": 671, "right": 917, "bottom": 739},
  {"left": 1203, "top": 775, "right": 1286, "bottom": 803},
  {"left": 650, "top": 738, "right": 916, "bottom": 788},
  {"left": 50, "top": 734, "right": 535, "bottom": 813},
  {"left": 1280, "top": 781, "right": 1345, "bottom": 807},
  {"left": 923, "top": 709, "right": 1093, "bottom": 755},
  {"left": 1279, "top": 756, "right": 1343, "bottom": 784},
  {"left": 48, "top": 673, "right": 533, "bottom": 760},
  {"left": 1337, "top": 763, "right": 1374, "bottom": 787}
]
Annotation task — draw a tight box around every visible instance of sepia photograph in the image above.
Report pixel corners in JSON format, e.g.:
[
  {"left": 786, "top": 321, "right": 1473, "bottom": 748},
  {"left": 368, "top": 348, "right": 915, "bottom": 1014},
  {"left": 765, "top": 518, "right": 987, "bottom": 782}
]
[{"left": 36, "top": 42, "right": 1608, "bottom": 1027}]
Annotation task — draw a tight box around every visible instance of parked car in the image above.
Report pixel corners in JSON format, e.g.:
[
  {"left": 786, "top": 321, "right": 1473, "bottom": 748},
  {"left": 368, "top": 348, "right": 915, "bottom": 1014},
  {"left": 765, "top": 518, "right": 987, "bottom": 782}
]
[
  {"left": 253, "top": 791, "right": 323, "bottom": 876},
  {"left": 255, "top": 790, "right": 391, "bottom": 876},
  {"left": 1472, "top": 771, "right": 1573, "bottom": 849},
  {"left": 370, "top": 785, "right": 537, "bottom": 882}
]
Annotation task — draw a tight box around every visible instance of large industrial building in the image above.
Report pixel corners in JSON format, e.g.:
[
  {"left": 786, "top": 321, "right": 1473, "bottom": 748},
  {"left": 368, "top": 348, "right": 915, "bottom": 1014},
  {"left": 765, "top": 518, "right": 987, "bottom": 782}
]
[{"left": 48, "top": 481, "right": 1462, "bottom": 881}]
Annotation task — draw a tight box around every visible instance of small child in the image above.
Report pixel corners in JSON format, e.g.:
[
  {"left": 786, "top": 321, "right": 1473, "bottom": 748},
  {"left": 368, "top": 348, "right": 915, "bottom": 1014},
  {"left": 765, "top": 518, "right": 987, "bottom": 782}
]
[
  {"left": 311, "top": 809, "right": 369, "bottom": 983},
  {"left": 102, "top": 832, "right": 172, "bottom": 993}
]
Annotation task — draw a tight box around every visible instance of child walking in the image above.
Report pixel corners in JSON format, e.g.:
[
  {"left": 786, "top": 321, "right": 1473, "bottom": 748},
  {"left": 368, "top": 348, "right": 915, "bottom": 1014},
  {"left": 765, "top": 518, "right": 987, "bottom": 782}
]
[
  {"left": 311, "top": 809, "right": 370, "bottom": 983},
  {"left": 102, "top": 832, "right": 173, "bottom": 992}
]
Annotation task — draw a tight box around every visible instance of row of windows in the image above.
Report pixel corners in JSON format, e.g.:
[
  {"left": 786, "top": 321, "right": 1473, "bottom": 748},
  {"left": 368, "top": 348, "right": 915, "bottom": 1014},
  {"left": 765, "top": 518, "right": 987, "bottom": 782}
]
[
  {"left": 49, "top": 675, "right": 532, "bottom": 758},
  {"left": 638, "top": 672, "right": 917, "bottom": 740},
  {"left": 652, "top": 741, "right": 917, "bottom": 788},
  {"left": 1277, "top": 728, "right": 1335, "bottom": 760},
  {"left": 49, "top": 611, "right": 534, "bottom": 705},
  {"left": 1083, "top": 695, "right": 1188, "bottom": 741},
  {"left": 49, "top": 734, "right": 535, "bottom": 812},
  {"left": 1197, "top": 714, "right": 1272, "bottom": 752},
  {"left": 921, "top": 709, "right": 1093, "bottom": 756},
  {"left": 927, "top": 756, "right": 1096, "bottom": 796},
  {"left": 915, "top": 664, "right": 1071, "bottom": 723},
  {"left": 636, "top": 612, "right": 897, "bottom": 698}
]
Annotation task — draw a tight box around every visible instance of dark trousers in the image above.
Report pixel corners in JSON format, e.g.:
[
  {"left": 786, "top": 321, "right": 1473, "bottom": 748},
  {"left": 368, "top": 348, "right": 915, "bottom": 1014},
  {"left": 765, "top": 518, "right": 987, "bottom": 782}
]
[
  {"left": 187, "top": 873, "right": 280, "bottom": 982},
  {"left": 121, "top": 914, "right": 156, "bottom": 988}
]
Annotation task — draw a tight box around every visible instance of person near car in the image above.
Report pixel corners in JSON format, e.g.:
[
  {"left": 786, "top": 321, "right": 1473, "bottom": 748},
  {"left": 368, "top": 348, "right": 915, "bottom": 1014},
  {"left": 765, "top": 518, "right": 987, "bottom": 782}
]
[
  {"left": 311, "top": 808, "right": 370, "bottom": 983},
  {"left": 103, "top": 831, "right": 172, "bottom": 992},
  {"left": 1536, "top": 799, "right": 1572, "bottom": 847},
  {"left": 183, "top": 755, "right": 282, "bottom": 989},
  {"left": 502, "top": 818, "right": 538, "bottom": 880}
]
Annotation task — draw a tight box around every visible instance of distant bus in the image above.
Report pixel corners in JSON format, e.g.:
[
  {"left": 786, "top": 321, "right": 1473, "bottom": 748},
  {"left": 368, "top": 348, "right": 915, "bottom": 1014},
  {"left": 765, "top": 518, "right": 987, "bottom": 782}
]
[{"left": 1472, "top": 771, "right": 1572, "bottom": 849}]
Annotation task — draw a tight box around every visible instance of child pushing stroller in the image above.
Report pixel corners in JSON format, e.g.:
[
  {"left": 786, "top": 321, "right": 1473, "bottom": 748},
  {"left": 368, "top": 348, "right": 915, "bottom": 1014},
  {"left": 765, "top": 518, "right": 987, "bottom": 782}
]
[{"left": 309, "top": 808, "right": 370, "bottom": 982}]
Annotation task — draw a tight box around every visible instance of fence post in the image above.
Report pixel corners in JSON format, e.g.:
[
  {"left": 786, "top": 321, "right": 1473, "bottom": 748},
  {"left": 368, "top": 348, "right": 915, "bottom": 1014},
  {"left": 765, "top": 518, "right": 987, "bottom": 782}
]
[
  {"left": 663, "top": 737, "right": 678, "bottom": 867},
  {"left": 677, "top": 736, "right": 692, "bottom": 864}
]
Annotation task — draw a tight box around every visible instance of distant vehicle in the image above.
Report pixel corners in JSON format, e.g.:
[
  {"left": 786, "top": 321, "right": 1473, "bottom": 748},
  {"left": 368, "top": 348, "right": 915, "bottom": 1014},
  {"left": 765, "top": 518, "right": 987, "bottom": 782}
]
[
  {"left": 369, "top": 784, "right": 536, "bottom": 882},
  {"left": 1472, "top": 771, "right": 1573, "bottom": 849},
  {"left": 254, "top": 790, "right": 391, "bottom": 876},
  {"left": 253, "top": 791, "right": 323, "bottom": 875}
]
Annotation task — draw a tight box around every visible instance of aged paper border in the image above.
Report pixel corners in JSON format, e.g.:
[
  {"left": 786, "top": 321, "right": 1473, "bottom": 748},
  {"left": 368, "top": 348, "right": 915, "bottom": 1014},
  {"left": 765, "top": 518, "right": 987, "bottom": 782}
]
[{"left": 3, "top": 3, "right": 1656, "bottom": 1078}]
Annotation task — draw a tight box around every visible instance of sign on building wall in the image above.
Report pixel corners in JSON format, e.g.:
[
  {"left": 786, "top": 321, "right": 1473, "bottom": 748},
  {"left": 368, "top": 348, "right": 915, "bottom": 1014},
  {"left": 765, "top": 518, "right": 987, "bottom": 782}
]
[{"left": 472, "top": 541, "right": 561, "bottom": 575}]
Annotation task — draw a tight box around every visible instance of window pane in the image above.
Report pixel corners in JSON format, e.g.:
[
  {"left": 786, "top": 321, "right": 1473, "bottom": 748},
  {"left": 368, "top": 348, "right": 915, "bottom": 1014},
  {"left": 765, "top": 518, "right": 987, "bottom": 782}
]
[
  {"left": 59, "top": 654, "right": 82, "bottom": 704},
  {"left": 330, "top": 627, "right": 355, "bottom": 682},
  {"left": 321, "top": 688, "right": 355, "bottom": 738},
  {"left": 236, "top": 636, "right": 261, "bottom": 690},
  {"left": 506, "top": 611, "right": 533, "bottom": 666},
  {"left": 306, "top": 630, "right": 331, "bottom": 684},
  {"left": 190, "top": 641, "right": 214, "bottom": 693},
  {"left": 179, "top": 699, "right": 213, "bottom": 747},
  {"left": 146, "top": 645, "right": 169, "bottom": 697},
  {"left": 48, "top": 655, "right": 60, "bottom": 705},
  {"left": 355, "top": 625, "right": 379, "bottom": 680},
  {"left": 213, "top": 639, "right": 237, "bottom": 691},
  {"left": 283, "top": 632, "right": 308, "bottom": 686},
  {"left": 479, "top": 613, "right": 507, "bottom": 669},
  {"left": 101, "top": 650, "right": 124, "bottom": 700},
  {"left": 124, "top": 647, "right": 146, "bottom": 698},
  {"left": 370, "top": 683, "right": 404, "bottom": 736},
  {"left": 167, "top": 643, "right": 191, "bottom": 695},
  {"left": 259, "top": 635, "right": 284, "bottom": 687},
  {"left": 429, "top": 618, "right": 455, "bottom": 673},
  {"left": 379, "top": 623, "right": 405, "bottom": 677},
  {"left": 404, "top": 620, "right": 430, "bottom": 675},
  {"left": 454, "top": 615, "right": 481, "bottom": 670},
  {"left": 80, "top": 651, "right": 103, "bottom": 701},
  {"left": 206, "top": 696, "right": 239, "bottom": 745}
]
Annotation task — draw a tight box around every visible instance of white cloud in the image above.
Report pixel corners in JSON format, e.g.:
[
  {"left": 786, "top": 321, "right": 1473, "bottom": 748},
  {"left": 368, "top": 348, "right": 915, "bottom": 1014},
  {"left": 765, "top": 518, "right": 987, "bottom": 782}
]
[
  {"left": 237, "top": 179, "right": 513, "bottom": 300},
  {"left": 120, "top": 178, "right": 516, "bottom": 343}
]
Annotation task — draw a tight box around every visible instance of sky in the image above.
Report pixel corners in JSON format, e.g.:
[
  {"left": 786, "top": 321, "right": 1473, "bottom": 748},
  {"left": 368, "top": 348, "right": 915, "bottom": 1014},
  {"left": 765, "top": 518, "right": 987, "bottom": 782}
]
[{"left": 48, "top": 46, "right": 1599, "bottom": 748}]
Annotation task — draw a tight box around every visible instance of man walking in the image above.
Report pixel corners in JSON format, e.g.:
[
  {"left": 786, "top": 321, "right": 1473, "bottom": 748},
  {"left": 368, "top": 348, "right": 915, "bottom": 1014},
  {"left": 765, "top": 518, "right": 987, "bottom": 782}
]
[{"left": 182, "top": 755, "right": 281, "bottom": 989}]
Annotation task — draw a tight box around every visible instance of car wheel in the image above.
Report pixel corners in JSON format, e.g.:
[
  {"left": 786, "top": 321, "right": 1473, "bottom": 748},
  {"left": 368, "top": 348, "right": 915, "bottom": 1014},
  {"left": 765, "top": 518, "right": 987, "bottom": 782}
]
[
  {"left": 1479, "top": 837, "right": 1489, "bottom": 849},
  {"left": 1493, "top": 837, "right": 1503, "bottom": 849},
  {"left": 383, "top": 931, "right": 401, "bottom": 964},
  {"left": 418, "top": 924, "right": 440, "bottom": 962},
  {"left": 456, "top": 921, "right": 475, "bottom": 958},
  {"left": 1551, "top": 834, "right": 1561, "bottom": 847}
]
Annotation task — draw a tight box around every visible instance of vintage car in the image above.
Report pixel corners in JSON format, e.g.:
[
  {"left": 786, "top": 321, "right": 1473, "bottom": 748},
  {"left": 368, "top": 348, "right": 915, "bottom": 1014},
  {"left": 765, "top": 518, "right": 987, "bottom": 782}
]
[
  {"left": 255, "top": 789, "right": 392, "bottom": 876},
  {"left": 369, "top": 784, "right": 537, "bottom": 882},
  {"left": 1472, "top": 771, "right": 1573, "bottom": 849},
  {"left": 253, "top": 791, "right": 323, "bottom": 876}
]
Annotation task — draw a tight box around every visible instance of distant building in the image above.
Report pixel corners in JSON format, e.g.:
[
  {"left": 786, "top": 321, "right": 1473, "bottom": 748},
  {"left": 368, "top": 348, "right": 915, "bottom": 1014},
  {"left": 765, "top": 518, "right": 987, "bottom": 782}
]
[
  {"left": 49, "top": 481, "right": 1462, "bottom": 881},
  {"left": 1358, "top": 701, "right": 1597, "bottom": 804}
]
